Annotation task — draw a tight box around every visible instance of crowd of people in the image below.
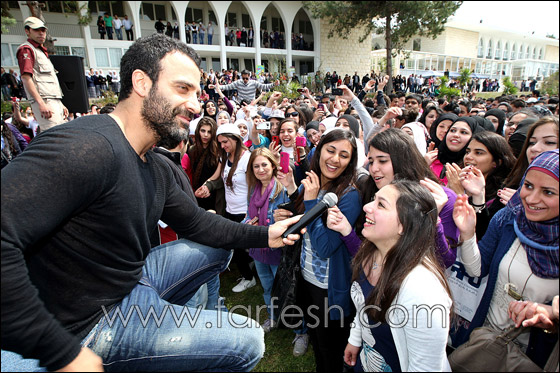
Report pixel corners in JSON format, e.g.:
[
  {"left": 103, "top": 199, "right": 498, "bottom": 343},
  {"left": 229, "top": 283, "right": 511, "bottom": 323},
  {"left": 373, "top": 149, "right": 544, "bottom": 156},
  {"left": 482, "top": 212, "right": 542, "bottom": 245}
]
[
  {"left": 1, "top": 30, "right": 559, "bottom": 372},
  {"left": 96, "top": 12, "right": 134, "bottom": 41}
]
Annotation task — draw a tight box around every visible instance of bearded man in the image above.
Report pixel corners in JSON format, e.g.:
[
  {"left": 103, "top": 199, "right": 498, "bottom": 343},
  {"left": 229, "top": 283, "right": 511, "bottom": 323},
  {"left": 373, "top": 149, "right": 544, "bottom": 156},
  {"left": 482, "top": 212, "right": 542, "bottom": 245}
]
[{"left": 1, "top": 34, "right": 302, "bottom": 372}]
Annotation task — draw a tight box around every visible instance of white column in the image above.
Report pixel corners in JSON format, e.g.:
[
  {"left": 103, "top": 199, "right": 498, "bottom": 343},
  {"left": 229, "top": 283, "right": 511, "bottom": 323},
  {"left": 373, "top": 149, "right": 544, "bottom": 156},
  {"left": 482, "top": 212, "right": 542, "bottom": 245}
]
[
  {"left": 255, "top": 24, "right": 261, "bottom": 68},
  {"left": 77, "top": 1, "right": 96, "bottom": 68}
]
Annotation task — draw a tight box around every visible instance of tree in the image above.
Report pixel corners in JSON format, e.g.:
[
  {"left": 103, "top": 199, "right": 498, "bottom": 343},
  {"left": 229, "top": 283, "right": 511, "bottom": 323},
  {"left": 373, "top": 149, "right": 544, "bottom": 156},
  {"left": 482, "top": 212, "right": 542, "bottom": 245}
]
[
  {"left": 541, "top": 71, "right": 559, "bottom": 96},
  {"left": 458, "top": 68, "right": 472, "bottom": 92},
  {"left": 501, "top": 76, "right": 519, "bottom": 95},
  {"left": 303, "top": 1, "right": 462, "bottom": 93}
]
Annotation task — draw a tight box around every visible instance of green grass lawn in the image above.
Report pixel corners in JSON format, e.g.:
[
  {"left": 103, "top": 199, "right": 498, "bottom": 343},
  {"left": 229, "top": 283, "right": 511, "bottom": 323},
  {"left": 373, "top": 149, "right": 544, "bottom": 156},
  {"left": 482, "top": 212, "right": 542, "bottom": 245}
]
[{"left": 219, "top": 266, "right": 316, "bottom": 372}]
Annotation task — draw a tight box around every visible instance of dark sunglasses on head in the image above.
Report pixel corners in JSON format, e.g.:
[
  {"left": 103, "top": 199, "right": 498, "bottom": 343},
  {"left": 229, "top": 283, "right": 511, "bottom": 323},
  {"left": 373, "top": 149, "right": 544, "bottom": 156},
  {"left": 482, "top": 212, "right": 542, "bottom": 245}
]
[{"left": 286, "top": 112, "right": 299, "bottom": 117}]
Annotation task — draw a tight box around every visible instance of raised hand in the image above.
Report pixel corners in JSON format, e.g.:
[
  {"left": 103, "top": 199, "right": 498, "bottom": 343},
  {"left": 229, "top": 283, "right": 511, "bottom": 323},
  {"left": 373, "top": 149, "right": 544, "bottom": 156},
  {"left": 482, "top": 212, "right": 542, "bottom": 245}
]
[
  {"left": 459, "top": 165, "right": 485, "bottom": 198},
  {"left": 452, "top": 194, "right": 476, "bottom": 241},
  {"left": 419, "top": 177, "right": 448, "bottom": 214},
  {"left": 301, "top": 170, "right": 321, "bottom": 201},
  {"left": 326, "top": 206, "right": 352, "bottom": 236},
  {"left": 445, "top": 163, "right": 465, "bottom": 196}
]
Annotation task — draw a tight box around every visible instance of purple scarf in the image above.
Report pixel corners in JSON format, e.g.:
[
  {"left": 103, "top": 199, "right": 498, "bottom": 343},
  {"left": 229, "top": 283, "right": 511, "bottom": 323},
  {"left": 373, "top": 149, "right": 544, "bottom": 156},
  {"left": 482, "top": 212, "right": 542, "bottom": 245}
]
[
  {"left": 507, "top": 149, "right": 559, "bottom": 279},
  {"left": 248, "top": 180, "right": 275, "bottom": 226}
]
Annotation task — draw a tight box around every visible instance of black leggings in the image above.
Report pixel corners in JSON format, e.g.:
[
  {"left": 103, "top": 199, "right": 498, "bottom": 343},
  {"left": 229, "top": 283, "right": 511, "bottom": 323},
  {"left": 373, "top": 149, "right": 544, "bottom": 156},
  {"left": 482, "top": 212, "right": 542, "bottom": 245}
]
[
  {"left": 298, "top": 279, "right": 354, "bottom": 373},
  {"left": 224, "top": 212, "right": 254, "bottom": 281}
]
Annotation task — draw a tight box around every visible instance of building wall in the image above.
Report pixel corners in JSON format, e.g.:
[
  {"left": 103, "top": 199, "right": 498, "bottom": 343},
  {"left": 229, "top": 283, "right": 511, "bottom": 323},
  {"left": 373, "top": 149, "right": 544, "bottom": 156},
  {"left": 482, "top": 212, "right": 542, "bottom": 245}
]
[
  {"left": 444, "top": 27, "right": 479, "bottom": 58},
  {"left": 545, "top": 45, "right": 559, "bottom": 63},
  {"left": 318, "top": 18, "right": 371, "bottom": 76}
]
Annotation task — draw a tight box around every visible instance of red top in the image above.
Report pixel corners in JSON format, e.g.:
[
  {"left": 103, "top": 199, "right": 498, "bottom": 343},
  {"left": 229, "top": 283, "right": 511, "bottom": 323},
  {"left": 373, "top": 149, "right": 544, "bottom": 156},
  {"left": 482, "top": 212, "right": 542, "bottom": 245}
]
[{"left": 16, "top": 39, "right": 49, "bottom": 77}]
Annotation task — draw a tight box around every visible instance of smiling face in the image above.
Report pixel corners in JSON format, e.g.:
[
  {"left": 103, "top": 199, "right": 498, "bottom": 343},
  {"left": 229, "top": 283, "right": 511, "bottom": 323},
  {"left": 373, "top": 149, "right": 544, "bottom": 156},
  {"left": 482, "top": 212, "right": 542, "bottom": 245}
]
[
  {"left": 319, "top": 139, "right": 353, "bottom": 182},
  {"left": 435, "top": 119, "right": 453, "bottom": 142},
  {"left": 269, "top": 118, "right": 281, "bottom": 136},
  {"left": 368, "top": 146, "right": 394, "bottom": 189},
  {"left": 526, "top": 122, "right": 559, "bottom": 164},
  {"left": 362, "top": 184, "right": 403, "bottom": 249},
  {"left": 285, "top": 108, "right": 300, "bottom": 124},
  {"left": 307, "top": 128, "right": 321, "bottom": 146},
  {"left": 445, "top": 121, "right": 473, "bottom": 152},
  {"left": 216, "top": 112, "right": 230, "bottom": 126},
  {"left": 463, "top": 139, "right": 496, "bottom": 176},
  {"left": 205, "top": 101, "right": 216, "bottom": 116},
  {"left": 520, "top": 169, "right": 559, "bottom": 222},
  {"left": 140, "top": 52, "right": 201, "bottom": 140},
  {"left": 279, "top": 121, "right": 297, "bottom": 147},
  {"left": 252, "top": 155, "right": 274, "bottom": 184}
]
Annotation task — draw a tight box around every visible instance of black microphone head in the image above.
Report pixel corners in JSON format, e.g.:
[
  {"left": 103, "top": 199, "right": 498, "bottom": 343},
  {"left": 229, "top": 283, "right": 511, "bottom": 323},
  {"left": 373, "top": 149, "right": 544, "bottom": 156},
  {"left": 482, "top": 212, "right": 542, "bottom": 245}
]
[{"left": 322, "top": 192, "right": 338, "bottom": 208}]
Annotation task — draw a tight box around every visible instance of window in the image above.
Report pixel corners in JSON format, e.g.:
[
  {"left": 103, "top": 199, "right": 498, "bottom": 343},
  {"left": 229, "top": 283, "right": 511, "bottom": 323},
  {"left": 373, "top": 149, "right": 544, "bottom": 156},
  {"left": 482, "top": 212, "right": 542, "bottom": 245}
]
[
  {"left": 155, "top": 4, "right": 166, "bottom": 21},
  {"left": 209, "top": 10, "right": 217, "bottom": 25},
  {"left": 413, "top": 38, "right": 421, "bottom": 51},
  {"left": 242, "top": 14, "right": 251, "bottom": 28},
  {"left": 54, "top": 46, "right": 71, "bottom": 56},
  {"left": 525, "top": 46, "right": 530, "bottom": 59},
  {"left": 95, "top": 48, "right": 109, "bottom": 67},
  {"left": 192, "top": 8, "right": 203, "bottom": 23},
  {"left": 486, "top": 39, "right": 493, "bottom": 59},
  {"left": 141, "top": 3, "right": 154, "bottom": 20},
  {"left": 227, "top": 12, "right": 237, "bottom": 27},
  {"left": 271, "top": 17, "right": 284, "bottom": 32},
  {"left": 7, "top": 1, "right": 19, "bottom": 8},
  {"left": 171, "top": 7, "right": 177, "bottom": 21},
  {"left": 109, "top": 48, "right": 122, "bottom": 67},
  {"left": 503, "top": 42, "right": 509, "bottom": 60},
  {"left": 298, "top": 20, "right": 312, "bottom": 34},
  {"left": 539, "top": 47, "right": 544, "bottom": 60},
  {"left": 71, "top": 47, "right": 86, "bottom": 61},
  {"left": 1, "top": 43, "right": 14, "bottom": 66},
  {"left": 477, "top": 39, "right": 484, "bottom": 58},
  {"left": 532, "top": 47, "right": 537, "bottom": 60},
  {"left": 260, "top": 17, "right": 267, "bottom": 31},
  {"left": 48, "top": 1, "right": 63, "bottom": 13},
  {"left": 212, "top": 58, "right": 221, "bottom": 72},
  {"left": 244, "top": 59, "right": 255, "bottom": 72},
  {"left": 495, "top": 41, "right": 501, "bottom": 59},
  {"left": 511, "top": 43, "right": 516, "bottom": 60}
]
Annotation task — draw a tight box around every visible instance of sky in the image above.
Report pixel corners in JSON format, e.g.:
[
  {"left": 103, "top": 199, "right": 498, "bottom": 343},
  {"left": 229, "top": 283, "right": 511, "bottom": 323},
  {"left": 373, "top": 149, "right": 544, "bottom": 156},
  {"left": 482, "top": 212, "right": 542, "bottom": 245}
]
[{"left": 450, "top": 1, "right": 560, "bottom": 38}]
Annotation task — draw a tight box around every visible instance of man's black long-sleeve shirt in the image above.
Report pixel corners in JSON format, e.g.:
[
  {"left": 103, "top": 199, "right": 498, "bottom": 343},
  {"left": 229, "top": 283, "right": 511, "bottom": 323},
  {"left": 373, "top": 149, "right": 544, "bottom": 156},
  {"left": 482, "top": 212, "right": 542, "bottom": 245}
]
[{"left": 1, "top": 115, "right": 268, "bottom": 370}]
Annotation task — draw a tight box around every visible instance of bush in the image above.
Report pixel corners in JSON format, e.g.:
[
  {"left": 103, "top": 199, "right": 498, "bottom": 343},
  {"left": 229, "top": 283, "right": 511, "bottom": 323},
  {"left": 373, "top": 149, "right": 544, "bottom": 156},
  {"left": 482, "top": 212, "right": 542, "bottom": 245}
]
[
  {"left": 541, "top": 71, "right": 559, "bottom": 96},
  {"left": 501, "top": 76, "right": 519, "bottom": 95}
]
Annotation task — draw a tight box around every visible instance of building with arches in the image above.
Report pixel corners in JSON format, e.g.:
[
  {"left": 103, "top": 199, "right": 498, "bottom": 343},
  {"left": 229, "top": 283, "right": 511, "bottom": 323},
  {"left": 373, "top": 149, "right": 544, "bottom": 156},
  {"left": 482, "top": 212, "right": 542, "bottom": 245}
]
[
  {"left": 1, "top": 1, "right": 372, "bottom": 78},
  {"left": 372, "top": 18, "right": 559, "bottom": 86}
]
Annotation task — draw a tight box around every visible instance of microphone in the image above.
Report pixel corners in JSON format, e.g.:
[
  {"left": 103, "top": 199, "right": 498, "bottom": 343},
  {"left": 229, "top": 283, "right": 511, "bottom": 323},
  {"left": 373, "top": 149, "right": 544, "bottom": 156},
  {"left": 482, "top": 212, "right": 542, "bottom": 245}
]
[{"left": 282, "top": 192, "right": 338, "bottom": 238}]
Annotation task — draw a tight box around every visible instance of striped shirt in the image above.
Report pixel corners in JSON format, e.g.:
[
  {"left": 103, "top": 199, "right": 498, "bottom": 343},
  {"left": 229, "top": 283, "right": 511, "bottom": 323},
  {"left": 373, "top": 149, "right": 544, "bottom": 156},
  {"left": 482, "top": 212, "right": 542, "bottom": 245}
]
[{"left": 219, "top": 79, "right": 274, "bottom": 101}]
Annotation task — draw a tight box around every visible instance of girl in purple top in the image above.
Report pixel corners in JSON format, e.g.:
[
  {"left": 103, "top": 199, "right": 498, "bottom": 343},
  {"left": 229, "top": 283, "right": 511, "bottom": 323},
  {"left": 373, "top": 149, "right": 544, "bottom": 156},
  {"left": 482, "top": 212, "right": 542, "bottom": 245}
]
[{"left": 327, "top": 129, "right": 459, "bottom": 268}]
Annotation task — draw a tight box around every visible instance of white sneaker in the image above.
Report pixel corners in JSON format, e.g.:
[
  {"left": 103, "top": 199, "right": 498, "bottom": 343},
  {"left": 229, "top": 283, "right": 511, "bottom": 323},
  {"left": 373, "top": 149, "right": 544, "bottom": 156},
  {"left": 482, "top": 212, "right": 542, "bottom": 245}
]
[
  {"left": 261, "top": 318, "right": 277, "bottom": 333},
  {"left": 232, "top": 277, "right": 257, "bottom": 293},
  {"left": 292, "top": 333, "right": 309, "bottom": 356}
]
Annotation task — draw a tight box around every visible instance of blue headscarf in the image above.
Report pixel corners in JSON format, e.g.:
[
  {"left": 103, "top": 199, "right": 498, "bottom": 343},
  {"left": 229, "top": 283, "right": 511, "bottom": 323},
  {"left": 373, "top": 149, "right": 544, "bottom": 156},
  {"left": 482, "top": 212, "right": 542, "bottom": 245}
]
[{"left": 507, "top": 149, "right": 559, "bottom": 279}]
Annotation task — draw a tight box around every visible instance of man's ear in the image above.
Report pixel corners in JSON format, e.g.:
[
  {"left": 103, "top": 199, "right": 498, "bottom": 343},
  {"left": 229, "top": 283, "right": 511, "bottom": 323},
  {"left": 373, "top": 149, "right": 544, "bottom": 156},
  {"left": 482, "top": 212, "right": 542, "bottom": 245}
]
[{"left": 131, "top": 69, "right": 152, "bottom": 98}]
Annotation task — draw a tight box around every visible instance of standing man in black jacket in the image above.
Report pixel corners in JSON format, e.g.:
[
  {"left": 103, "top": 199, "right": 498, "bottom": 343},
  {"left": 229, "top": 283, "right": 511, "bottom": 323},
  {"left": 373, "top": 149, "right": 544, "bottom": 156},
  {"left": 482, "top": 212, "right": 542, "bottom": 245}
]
[{"left": 1, "top": 33, "right": 302, "bottom": 372}]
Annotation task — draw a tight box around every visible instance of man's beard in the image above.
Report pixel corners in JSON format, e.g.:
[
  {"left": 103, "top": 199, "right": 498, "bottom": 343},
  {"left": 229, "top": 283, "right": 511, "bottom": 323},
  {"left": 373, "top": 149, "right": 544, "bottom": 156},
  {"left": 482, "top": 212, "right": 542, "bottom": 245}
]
[{"left": 141, "top": 87, "right": 191, "bottom": 143}]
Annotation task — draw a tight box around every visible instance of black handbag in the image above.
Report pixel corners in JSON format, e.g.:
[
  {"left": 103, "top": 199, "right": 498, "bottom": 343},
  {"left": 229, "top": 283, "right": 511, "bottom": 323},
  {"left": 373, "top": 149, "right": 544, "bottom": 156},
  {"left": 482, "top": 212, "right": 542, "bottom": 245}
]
[{"left": 270, "top": 238, "right": 303, "bottom": 329}]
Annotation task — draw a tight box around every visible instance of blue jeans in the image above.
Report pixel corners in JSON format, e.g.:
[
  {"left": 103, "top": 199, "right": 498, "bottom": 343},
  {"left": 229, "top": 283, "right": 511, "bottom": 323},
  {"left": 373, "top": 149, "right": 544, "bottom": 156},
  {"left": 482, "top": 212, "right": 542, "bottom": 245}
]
[
  {"left": 3, "top": 240, "right": 264, "bottom": 371},
  {"left": 193, "top": 33, "right": 198, "bottom": 44},
  {"left": 106, "top": 26, "right": 113, "bottom": 40},
  {"left": 199, "top": 33, "right": 205, "bottom": 44},
  {"left": 115, "top": 28, "right": 123, "bottom": 40},
  {"left": 208, "top": 34, "right": 213, "bottom": 45},
  {"left": 254, "top": 260, "right": 278, "bottom": 319}
]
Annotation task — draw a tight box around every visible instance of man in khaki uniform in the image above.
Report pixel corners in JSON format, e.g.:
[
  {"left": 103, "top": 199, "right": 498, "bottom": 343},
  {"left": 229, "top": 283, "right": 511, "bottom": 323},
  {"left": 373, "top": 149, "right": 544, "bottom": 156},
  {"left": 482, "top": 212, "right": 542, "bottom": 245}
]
[{"left": 17, "top": 17, "right": 67, "bottom": 132}]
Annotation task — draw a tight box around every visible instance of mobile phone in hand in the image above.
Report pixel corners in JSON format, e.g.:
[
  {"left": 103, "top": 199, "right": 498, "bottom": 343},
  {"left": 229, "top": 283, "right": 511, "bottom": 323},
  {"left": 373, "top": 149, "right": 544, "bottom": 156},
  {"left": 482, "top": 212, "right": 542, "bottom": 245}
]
[
  {"left": 295, "top": 136, "right": 306, "bottom": 147},
  {"left": 272, "top": 136, "right": 279, "bottom": 147},
  {"left": 297, "top": 88, "right": 305, "bottom": 93},
  {"left": 280, "top": 152, "right": 290, "bottom": 173},
  {"left": 332, "top": 88, "right": 343, "bottom": 96},
  {"left": 248, "top": 216, "right": 259, "bottom": 225}
]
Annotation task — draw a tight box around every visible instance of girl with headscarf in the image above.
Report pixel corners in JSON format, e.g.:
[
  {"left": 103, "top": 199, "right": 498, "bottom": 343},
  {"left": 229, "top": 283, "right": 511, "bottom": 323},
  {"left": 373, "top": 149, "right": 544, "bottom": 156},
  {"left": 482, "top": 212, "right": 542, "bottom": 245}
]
[
  {"left": 485, "top": 108, "right": 506, "bottom": 135},
  {"left": 431, "top": 116, "right": 488, "bottom": 185},
  {"left": 452, "top": 149, "right": 559, "bottom": 365},
  {"left": 402, "top": 122, "right": 428, "bottom": 155}
]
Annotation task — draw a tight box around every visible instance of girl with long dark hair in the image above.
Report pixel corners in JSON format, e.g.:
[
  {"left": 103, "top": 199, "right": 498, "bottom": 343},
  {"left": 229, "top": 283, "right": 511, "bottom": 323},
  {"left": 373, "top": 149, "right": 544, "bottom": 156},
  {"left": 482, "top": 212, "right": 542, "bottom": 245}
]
[
  {"left": 344, "top": 180, "right": 453, "bottom": 371},
  {"left": 276, "top": 128, "right": 362, "bottom": 372}
]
